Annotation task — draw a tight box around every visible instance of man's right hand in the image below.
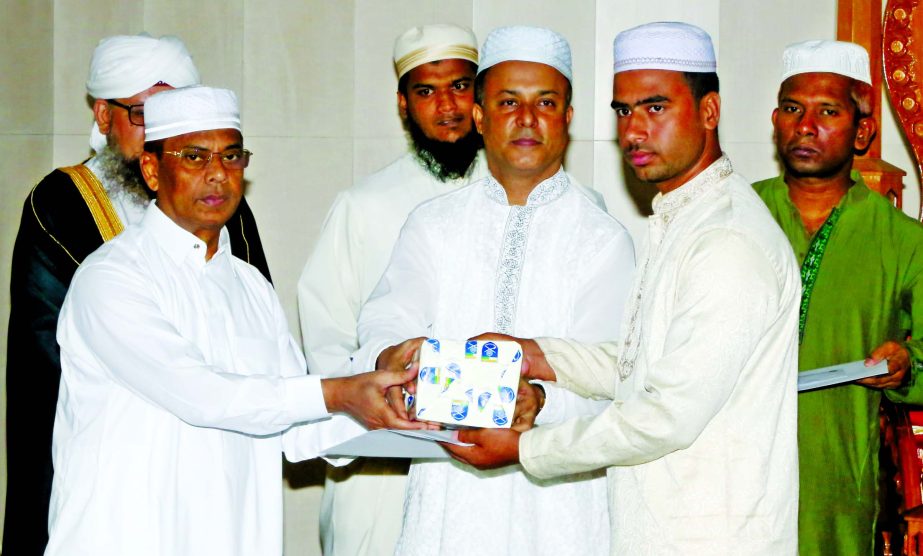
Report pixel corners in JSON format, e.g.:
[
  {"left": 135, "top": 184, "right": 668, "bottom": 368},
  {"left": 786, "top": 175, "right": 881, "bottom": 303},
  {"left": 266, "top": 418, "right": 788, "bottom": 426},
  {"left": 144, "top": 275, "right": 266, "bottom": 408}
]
[
  {"left": 376, "top": 337, "right": 426, "bottom": 421},
  {"left": 470, "top": 333, "right": 556, "bottom": 382},
  {"left": 321, "top": 364, "right": 432, "bottom": 431}
]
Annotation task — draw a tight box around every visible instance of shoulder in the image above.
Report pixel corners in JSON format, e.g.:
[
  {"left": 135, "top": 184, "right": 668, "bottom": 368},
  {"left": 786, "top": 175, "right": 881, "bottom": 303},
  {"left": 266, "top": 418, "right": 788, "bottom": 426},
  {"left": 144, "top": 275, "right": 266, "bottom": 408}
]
[
  {"left": 348, "top": 153, "right": 421, "bottom": 198},
  {"left": 751, "top": 174, "right": 784, "bottom": 196},
  {"left": 690, "top": 173, "right": 798, "bottom": 279}
]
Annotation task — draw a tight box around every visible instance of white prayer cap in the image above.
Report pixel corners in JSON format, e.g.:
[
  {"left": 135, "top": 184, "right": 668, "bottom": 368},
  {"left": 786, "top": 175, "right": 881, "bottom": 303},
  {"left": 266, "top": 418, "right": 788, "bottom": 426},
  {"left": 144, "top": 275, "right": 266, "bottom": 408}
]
[
  {"left": 144, "top": 86, "right": 240, "bottom": 142},
  {"left": 86, "top": 33, "right": 200, "bottom": 99},
  {"left": 780, "top": 40, "right": 871, "bottom": 85},
  {"left": 86, "top": 33, "right": 200, "bottom": 152},
  {"left": 613, "top": 22, "right": 716, "bottom": 74},
  {"left": 393, "top": 24, "right": 478, "bottom": 79},
  {"left": 478, "top": 26, "right": 572, "bottom": 81}
]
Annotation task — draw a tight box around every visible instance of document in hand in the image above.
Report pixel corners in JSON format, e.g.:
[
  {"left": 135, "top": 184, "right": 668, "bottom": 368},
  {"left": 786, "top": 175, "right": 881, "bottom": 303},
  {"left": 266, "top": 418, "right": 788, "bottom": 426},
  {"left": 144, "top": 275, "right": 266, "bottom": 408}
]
[
  {"left": 320, "top": 429, "right": 471, "bottom": 459},
  {"left": 798, "top": 359, "right": 888, "bottom": 392}
]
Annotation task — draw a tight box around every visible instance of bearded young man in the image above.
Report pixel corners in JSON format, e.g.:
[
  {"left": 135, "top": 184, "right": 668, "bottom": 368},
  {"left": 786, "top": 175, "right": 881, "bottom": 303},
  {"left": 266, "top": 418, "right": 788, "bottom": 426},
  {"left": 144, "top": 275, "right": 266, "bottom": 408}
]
[
  {"left": 445, "top": 22, "right": 800, "bottom": 554},
  {"left": 295, "top": 24, "right": 485, "bottom": 556},
  {"left": 4, "top": 33, "right": 270, "bottom": 555},
  {"left": 752, "top": 40, "right": 923, "bottom": 555}
]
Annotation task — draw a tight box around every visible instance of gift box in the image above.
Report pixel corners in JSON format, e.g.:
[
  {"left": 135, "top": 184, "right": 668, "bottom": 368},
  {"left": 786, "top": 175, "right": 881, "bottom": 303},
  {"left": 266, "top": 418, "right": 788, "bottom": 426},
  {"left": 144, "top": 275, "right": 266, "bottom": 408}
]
[{"left": 414, "top": 338, "right": 521, "bottom": 428}]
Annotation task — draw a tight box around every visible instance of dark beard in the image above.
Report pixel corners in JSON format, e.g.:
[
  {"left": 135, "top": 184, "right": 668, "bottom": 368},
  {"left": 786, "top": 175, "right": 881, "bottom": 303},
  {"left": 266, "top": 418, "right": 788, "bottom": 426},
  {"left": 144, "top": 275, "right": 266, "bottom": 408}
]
[
  {"left": 94, "top": 146, "right": 153, "bottom": 205},
  {"left": 406, "top": 115, "right": 482, "bottom": 182}
]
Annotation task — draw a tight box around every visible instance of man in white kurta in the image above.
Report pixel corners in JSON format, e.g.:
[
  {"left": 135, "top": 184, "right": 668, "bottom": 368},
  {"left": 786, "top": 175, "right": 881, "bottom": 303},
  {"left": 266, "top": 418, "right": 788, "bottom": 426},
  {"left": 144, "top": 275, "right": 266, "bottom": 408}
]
[
  {"left": 446, "top": 22, "right": 800, "bottom": 555},
  {"left": 46, "top": 87, "right": 418, "bottom": 556},
  {"left": 358, "top": 26, "right": 635, "bottom": 555}
]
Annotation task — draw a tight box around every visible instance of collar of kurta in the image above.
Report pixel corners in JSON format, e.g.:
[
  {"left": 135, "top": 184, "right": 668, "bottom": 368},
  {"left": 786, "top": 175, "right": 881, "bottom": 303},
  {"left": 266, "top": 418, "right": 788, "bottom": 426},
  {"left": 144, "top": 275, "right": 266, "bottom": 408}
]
[
  {"left": 651, "top": 154, "right": 734, "bottom": 216},
  {"left": 482, "top": 166, "right": 570, "bottom": 206},
  {"left": 143, "top": 202, "right": 232, "bottom": 267},
  {"left": 771, "top": 169, "right": 872, "bottom": 227}
]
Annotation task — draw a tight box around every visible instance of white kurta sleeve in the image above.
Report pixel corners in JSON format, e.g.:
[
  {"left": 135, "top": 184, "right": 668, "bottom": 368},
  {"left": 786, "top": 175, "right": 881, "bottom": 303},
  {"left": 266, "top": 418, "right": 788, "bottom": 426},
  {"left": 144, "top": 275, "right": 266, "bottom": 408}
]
[
  {"left": 355, "top": 210, "right": 438, "bottom": 371},
  {"left": 520, "top": 230, "right": 781, "bottom": 478},
  {"left": 534, "top": 228, "right": 636, "bottom": 424},
  {"left": 61, "top": 263, "right": 331, "bottom": 437},
  {"left": 297, "top": 191, "right": 364, "bottom": 377}
]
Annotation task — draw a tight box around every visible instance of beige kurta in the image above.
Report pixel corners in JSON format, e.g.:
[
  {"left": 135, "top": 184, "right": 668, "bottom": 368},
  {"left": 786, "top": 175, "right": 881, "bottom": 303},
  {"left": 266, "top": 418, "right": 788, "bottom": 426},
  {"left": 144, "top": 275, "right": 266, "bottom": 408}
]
[{"left": 520, "top": 157, "right": 801, "bottom": 555}]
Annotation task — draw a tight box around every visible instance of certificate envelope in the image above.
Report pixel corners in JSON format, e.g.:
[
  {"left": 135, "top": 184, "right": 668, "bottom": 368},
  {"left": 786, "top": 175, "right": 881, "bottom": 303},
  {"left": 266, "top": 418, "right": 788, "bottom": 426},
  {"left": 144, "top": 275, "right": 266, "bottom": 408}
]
[
  {"left": 798, "top": 359, "right": 888, "bottom": 392},
  {"left": 320, "top": 429, "right": 471, "bottom": 459}
]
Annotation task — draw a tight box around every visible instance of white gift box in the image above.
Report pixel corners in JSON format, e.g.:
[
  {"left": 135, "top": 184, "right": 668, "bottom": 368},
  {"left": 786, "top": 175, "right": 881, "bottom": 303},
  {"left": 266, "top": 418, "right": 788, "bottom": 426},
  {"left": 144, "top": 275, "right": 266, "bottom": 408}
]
[{"left": 414, "top": 338, "right": 522, "bottom": 428}]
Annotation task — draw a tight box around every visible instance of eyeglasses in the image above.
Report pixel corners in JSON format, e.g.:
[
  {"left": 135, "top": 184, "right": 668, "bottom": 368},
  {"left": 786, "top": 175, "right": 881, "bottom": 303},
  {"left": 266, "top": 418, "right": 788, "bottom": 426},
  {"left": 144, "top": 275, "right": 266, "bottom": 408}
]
[
  {"left": 107, "top": 99, "right": 145, "bottom": 126},
  {"left": 163, "top": 147, "right": 253, "bottom": 170}
]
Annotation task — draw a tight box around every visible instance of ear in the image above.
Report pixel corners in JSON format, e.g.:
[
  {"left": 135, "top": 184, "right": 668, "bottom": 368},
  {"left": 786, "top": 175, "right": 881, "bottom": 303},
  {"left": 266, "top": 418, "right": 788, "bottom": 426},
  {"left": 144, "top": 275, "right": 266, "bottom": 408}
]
[
  {"left": 854, "top": 116, "right": 877, "bottom": 152},
  {"left": 140, "top": 151, "right": 160, "bottom": 192},
  {"left": 93, "top": 99, "right": 113, "bottom": 134},
  {"left": 473, "top": 103, "right": 484, "bottom": 134},
  {"left": 565, "top": 104, "right": 574, "bottom": 126},
  {"left": 699, "top": 91, "right": 721, "bottom": 131},
  {"left": 397, "top": 91, "right": 408, "bottom": 120}
]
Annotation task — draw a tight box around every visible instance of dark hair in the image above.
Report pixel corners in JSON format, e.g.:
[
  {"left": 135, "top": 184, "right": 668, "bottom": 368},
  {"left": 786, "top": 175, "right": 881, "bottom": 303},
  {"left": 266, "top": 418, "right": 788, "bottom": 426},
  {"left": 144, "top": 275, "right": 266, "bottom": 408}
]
[
  {"left": 143, "top": 139, "right": 165, "bottom": 158},
  {"left": 474, "top": 66, "right": 573, "bottom": 108},
  {"left": 682, "top": 72, "right": 720, "bottom": 102}
]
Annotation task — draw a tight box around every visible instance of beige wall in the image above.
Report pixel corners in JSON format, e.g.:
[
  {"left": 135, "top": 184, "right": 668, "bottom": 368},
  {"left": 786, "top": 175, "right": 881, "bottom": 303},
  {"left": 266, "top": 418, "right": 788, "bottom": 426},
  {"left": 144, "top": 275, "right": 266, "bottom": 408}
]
[{"left": 2, "top": 1, "right": 920, "bottom": 554}]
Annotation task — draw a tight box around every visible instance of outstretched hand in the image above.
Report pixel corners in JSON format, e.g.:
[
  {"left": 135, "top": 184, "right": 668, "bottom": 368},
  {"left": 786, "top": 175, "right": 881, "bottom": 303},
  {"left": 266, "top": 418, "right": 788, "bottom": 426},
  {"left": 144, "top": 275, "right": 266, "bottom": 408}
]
[
  {"left": 376, "top": 337, "right": 426, "bottom": 421},
  {"left": 511, "top": 379, "right": 543, "bottom": 432},
  {"left": 470, "top": 333, "right": 556, "bottom": 382},
  {"left": 858, "top": 340, "right": 911, "bottom": 390},
  {"left": 321, "top": 364, "right": 431, "bottom": 431},
  {"left": 441, "top": 427, "right": 522, "bottom": 469}
]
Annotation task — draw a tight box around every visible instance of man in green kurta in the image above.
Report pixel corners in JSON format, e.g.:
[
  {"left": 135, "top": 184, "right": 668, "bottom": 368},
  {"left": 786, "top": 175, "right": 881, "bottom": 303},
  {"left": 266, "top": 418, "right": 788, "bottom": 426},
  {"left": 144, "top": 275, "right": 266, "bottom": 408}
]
[{"left": 753, "top": 39, "right": 923, "bottom": 555}]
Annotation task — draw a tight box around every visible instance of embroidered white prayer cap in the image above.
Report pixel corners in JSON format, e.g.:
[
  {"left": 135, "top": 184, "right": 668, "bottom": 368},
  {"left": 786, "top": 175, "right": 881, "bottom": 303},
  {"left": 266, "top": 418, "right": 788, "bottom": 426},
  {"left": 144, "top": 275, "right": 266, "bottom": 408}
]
[
  {"left": 477, "top": 26, "right": 572, "bottom": 81},
  {"left": 780, "top": 40, "right": 871, "bottom": 85},
  {"left": 613, "top": 21, "right": 716, "bottom": 74},
  {"left": 86, "top": 33, "right": 200, "bottom": 152},
  {"left": 393, "top": 24, "right": 478, "bottom": 78},
  {"left": 144, "top": 86, "right": 240, "bottom": 142}
]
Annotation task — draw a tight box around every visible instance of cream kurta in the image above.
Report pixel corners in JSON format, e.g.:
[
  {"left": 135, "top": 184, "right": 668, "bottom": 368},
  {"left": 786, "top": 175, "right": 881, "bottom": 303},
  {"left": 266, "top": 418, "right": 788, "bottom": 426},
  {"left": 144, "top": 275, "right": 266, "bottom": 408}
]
[
  {"left": 48, "top": 204, "right": 356, "bottom": 556},
  {"left": 520, "top": 157, "right": 800, "bottom": 555},
  {"left": 357, "top": 169, "right": 635, "bottom": 555}
]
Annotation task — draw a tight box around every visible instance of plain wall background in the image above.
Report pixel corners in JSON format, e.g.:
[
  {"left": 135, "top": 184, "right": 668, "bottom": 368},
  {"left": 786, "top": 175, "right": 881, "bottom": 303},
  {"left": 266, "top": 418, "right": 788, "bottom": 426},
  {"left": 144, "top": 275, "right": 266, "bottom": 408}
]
[{"left": 2, "top": 1, "right": 920, "bottom": 553}]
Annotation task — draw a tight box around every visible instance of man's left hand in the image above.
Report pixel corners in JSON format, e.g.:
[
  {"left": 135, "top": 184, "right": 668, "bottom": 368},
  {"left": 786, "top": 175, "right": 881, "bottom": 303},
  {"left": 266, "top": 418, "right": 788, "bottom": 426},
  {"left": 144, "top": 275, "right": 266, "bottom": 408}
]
[
  {"left": 441, "top": 428, "right": 521, "bottom": 469},
  {"left": 858, "top": 340, "right": 911, "bottom": 390}
]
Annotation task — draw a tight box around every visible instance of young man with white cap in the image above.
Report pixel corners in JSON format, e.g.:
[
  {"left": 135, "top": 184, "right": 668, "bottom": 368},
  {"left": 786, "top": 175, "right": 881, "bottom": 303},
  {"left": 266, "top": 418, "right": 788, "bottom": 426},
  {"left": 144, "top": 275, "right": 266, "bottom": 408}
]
[
  {"left": 358, "top": 25, "right": 634, "bottom": 555},
  {"left": 4, "top": 33, "right": 271, "bottom": 555},
  {"left": 753, "top": 39, "right": 923, "bottom": 555},
  {"left": 446, "top": 22, "right": 800, "bottom": 554},
  {"left": 296, "top": 23, "right": 485, "bottom": 555},
  {"left": 44, "top": 85, "right": 425, "bottom": 556}
]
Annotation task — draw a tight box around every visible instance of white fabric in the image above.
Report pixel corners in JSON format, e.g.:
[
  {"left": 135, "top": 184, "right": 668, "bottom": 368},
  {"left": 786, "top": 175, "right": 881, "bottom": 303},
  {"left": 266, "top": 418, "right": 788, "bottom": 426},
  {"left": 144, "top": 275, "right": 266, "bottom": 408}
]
[
  {"left": 144, "top": 86, "right": 240, "bottom": 141},
  {"left": 478, "top": 26, "right": 572, "bottom": 81},
  {"left": 357, "top": 168, "right": 636, "bottom": 555},
  {"left": 86, "top": 33, "right": 200, "bottom": 152},
  {"left": 520, "top": 157, "right": 800, "bottom": 555},
  {"left": 393, "top": 24, "right": 478, "bottom": 78},
  {"left": 47, "top": 203, "right": 360, "bottom": 556},
  {"left": 298, "top": 151, "right": 487, "bottom": 556},
  {"left": 613, "top": 21, "right": 716, "bottom": 74},
  {"left": 781, "top": 39, "right": 871, "bottom": 85}
]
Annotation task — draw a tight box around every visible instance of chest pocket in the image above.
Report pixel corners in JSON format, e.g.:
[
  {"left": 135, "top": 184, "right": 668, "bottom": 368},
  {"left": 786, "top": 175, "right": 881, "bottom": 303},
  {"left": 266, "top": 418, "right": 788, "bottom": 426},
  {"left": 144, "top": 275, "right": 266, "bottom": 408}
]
[{"left": 232, "top": 336, "right": 280, "bottom": 376}]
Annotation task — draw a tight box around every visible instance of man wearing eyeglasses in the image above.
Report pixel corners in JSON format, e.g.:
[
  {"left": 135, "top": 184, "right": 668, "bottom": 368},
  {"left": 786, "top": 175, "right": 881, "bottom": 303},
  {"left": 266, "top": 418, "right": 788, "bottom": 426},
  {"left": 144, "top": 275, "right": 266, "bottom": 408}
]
[
  {"left": 44, "top": 86, "right": 425, "bottom": 556},
  {"left": 4, "top": 34, "right": 271, "bottom": 555}
]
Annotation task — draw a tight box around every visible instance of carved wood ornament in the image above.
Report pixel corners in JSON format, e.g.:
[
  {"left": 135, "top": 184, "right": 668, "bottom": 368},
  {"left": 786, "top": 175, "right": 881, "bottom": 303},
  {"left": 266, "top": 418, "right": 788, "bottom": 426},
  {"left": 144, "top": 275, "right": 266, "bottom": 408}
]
[{"left": 884, "top": 0, "right": 923, "bottom": 217}]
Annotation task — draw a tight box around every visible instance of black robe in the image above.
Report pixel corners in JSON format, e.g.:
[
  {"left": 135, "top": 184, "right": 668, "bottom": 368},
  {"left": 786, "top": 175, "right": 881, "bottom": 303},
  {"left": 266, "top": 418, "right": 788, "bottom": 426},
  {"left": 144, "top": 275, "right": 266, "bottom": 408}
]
[{"left": 3, "top": 167, "right": 272, "bottom": 555}]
